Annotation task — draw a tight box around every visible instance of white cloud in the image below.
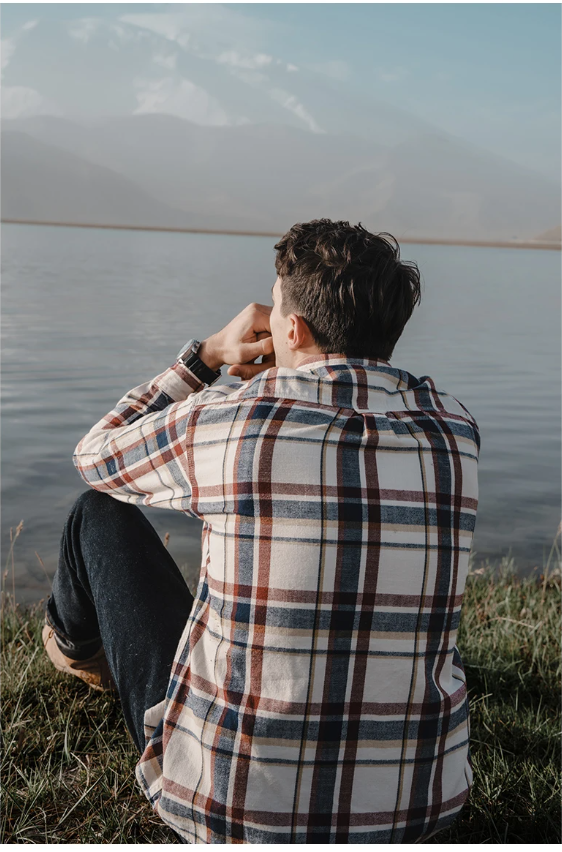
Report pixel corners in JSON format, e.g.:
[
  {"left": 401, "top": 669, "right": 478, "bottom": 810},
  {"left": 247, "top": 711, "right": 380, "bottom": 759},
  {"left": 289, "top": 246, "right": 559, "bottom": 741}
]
[
  {"left": 109, "top": 22, "right": 150, "bottom": 45},
  {"left": 133, "top": 77, "right": 230, "bottom": 126},
  {"left": 269, "top": 88, "right": 324, "bottom": 134},
  {"left": 1, "top": 86, "right": 62, "bottom": 118},
  {"left": 66, "top": 18, "right": 102, "bottom": 44},
  {"left": 66, "top": 19, "right": 151, "bottom": 51},
  {"left": 120, "top": 13, "right": 192, "bottom": 49},
  {"left": 287, "top": 63, "right": 299, "bottom": 73},
  {"left": 1, "top": 17, "right": 54, "bottom": 113},
  {"left": 1, "top": 38, "right": 16, "bottom": 71},
  {"left": 153, "top": 52, "right": 177, "bottom": 70},
  {"left": 65, "top": 18, "right": 153, "bottom": 53},
  {"left": 120, "top": 6, "right": 280, "bottom": 62},
  {"left": 217, "top": 51, "right": 272, "bottom": 70},
  {"left": 1, "top": 19, "right": 38, "bottom": 74},
  {"left": 309, "top": 60, "right": 351, "bottom": 82}
]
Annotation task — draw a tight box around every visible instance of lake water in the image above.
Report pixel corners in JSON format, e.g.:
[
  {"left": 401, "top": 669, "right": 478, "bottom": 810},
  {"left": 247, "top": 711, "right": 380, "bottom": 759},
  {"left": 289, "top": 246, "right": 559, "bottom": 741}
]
[{"left": 2, "top": 223, "right": 560, "bottom": 604}]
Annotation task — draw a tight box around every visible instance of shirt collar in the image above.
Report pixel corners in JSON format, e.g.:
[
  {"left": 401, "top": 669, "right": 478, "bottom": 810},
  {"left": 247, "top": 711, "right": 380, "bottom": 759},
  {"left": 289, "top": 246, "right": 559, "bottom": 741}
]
[
  {"left": 295, "top": 354, "right": 392, "bottom": 373},
  {"left": 288, "top": 354, "right": 419, "bottom": 408}
]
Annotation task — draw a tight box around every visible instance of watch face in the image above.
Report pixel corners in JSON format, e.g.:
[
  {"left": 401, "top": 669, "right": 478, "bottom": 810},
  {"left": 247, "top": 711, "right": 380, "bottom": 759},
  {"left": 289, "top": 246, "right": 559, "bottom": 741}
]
[{"left": 177, "top": 339, "right": 199, "bottom": 361}]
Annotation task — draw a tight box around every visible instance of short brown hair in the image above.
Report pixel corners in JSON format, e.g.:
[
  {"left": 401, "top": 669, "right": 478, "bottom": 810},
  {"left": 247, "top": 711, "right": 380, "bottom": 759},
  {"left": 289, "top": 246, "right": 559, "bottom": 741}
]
[{"left": 274, "top": 219, "right": 421, "bottom": 361}]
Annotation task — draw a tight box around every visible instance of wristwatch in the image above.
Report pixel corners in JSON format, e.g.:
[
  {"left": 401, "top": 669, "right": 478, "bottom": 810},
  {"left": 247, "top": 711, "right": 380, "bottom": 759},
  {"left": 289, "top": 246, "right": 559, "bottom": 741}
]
[{"left": 176, "top": 339, "right": 221, "bottom": 386}]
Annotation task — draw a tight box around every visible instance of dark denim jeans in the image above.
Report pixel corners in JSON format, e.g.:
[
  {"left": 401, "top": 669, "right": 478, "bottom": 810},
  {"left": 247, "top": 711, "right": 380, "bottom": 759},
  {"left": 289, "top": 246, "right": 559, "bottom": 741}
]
[{"left": 46, "top": 489, "right": 195, "bottom": 753}]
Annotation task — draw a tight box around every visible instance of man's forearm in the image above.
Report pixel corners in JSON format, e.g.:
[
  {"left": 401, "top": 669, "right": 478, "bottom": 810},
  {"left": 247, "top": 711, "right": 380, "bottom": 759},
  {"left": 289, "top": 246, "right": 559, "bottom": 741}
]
[
  {"left": 72, "top": 302, "right": 274, "bottom": 501},
  {"left": 72, "top": 359, "right": 206, "bottom": 493}
]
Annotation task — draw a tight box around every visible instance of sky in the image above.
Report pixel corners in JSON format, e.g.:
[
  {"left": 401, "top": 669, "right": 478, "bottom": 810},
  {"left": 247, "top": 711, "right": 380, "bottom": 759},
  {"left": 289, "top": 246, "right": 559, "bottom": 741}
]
[{"left": 1, "top": 2, "right": 560, "bottom": 180}]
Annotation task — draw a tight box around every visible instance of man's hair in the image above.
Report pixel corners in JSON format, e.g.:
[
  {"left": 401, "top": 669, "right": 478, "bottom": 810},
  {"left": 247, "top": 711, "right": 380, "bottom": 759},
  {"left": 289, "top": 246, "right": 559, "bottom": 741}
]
[{"left": 274, "top": 219, "right": 421, "bottom": 361}]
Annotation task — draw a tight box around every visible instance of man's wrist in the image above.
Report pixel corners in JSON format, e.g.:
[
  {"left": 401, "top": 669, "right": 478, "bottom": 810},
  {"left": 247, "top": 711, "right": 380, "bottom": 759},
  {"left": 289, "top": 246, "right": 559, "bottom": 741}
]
[{"left": 198, "top": 336, "right": 224, "bottom": 371}]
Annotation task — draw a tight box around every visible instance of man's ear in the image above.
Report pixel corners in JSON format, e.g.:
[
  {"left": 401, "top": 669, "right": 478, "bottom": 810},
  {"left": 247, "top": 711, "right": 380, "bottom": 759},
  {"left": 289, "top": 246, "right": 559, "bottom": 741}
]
[{"left": 287, "top": 314, "right": 311, "bottom": 351}]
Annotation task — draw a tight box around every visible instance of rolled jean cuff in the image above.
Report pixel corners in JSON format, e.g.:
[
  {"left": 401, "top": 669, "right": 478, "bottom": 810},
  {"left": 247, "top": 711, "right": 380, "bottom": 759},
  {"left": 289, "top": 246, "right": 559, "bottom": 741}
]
[{"left": 45, "top": 602, "right": 102, "bottom": 660}]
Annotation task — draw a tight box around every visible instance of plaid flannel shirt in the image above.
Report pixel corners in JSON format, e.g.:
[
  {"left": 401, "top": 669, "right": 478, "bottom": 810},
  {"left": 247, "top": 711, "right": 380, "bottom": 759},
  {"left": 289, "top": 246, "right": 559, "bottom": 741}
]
[{"left": 74, "top": 353, "right": 480, "bottom": 844}]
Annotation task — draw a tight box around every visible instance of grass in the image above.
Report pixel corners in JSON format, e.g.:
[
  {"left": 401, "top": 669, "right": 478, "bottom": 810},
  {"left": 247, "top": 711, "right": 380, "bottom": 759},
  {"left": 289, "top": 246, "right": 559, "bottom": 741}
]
[
  {"left": 1, "top": 536, "right": 560, "bottom": 843},
  {"left": 424, "top": 551, "right": 561, "bottom": 844}
]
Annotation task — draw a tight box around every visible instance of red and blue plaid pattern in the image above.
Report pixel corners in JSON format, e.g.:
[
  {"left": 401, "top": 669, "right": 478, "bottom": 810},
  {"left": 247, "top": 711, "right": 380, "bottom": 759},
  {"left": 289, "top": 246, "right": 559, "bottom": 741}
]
[{"left": 74, "top": 354, "right": 480, "bottom": 843}]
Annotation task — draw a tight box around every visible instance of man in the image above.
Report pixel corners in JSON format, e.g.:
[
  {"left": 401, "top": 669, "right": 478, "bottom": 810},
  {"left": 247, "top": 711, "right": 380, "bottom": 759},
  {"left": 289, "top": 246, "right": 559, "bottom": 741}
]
[{"left": 43, "top": 219, "right": 480, "bottom": 843}]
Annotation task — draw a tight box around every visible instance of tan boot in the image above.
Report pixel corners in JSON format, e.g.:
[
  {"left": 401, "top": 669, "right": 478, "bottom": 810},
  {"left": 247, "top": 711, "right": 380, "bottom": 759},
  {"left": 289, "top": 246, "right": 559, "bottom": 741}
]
[{"left": 42, "top": 623, "right": 116, "bottom": 692}]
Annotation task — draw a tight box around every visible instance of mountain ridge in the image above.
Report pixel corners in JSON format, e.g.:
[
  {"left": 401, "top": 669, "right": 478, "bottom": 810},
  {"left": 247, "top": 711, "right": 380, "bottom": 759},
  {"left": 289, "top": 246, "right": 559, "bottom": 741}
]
[{"left": 2, "top": 115, "right": 560, "bottom": 241}]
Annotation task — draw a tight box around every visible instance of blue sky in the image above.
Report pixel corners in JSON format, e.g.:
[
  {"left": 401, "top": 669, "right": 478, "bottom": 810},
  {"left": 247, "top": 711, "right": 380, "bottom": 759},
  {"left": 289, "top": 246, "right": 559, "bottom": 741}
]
[{"left": 2, "top": 2, "right": 560, "bottom": 179}]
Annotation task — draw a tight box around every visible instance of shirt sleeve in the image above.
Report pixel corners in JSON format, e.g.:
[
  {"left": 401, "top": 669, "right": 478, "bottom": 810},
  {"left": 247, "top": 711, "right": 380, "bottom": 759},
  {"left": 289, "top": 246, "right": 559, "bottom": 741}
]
[{"left": 73, "top": 361, "right": 217, "bottom": 514}]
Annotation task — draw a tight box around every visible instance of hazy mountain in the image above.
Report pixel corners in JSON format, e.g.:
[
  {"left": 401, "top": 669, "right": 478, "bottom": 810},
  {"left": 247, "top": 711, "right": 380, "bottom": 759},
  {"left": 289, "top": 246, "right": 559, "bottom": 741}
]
[
  {"left": 2, "top": 115, "right": 387, "bottom": 230},
  {"left": 1, "top": 129, "right": 196, "bottom": 228},
  {"left": 535, "top": 225, "right": 561, "bottom": 243},
  {"left": 2, "top": 14, "right": 559, "bottom": 239},
  {"left": 370, "top": 133, "right": 561, "bottom": 240},
  {"left": 2, "top": 115, "right": 560, "bottom": 240}
]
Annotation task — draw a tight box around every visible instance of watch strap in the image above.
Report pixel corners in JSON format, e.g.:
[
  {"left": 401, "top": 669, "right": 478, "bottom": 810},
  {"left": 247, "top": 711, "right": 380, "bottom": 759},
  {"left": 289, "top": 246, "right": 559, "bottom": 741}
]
[{"left": 177, "top": 341, "right": 221, "bottom": 385}]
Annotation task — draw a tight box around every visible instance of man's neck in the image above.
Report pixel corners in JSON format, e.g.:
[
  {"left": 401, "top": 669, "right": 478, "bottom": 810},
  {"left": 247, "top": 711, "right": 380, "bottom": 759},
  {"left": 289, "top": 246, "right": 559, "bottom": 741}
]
[{"left": 290, "top": 350, "right": 345, "bottom": 369}]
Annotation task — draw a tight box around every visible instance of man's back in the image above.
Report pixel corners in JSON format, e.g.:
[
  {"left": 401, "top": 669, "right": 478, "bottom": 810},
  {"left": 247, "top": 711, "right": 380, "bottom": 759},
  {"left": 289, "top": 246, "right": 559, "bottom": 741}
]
[{"left": 133, "top": 355, "right": 480, "bottom": 843}]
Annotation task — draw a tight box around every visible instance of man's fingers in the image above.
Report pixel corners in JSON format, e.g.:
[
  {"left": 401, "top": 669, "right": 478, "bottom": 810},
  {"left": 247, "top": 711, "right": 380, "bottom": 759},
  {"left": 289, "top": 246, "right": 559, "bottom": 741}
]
[
  {"left": 246, "top": 302, "right": 272, "bottom": 334},
  {"left": 216, "top": 304, "right": 273, "bottom": 368},
  {"left": 238, "top": 335, "right": 274, "bottom": 363},
  {"left": 246, "top": 302, "right": 273, "bottom": 335},
  {"left": 227, "top": 361, "right": 270, "bottom": 380}
]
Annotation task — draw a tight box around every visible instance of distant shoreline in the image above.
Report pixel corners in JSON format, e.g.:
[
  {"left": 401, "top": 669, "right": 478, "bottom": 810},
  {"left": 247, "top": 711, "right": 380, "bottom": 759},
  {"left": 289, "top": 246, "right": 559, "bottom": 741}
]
[{"left": 2, "top": 218, "right": 561, "bottom": 251}]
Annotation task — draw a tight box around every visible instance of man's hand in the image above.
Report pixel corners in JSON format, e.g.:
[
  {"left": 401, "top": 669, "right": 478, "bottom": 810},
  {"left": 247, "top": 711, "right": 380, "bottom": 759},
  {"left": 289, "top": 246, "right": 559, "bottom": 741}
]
[
  {"left": 228, "top": 331, "right": 276, "bottom": 380},
  {"left": 198, "top": 303, "right": 275, "bottom": 381}
]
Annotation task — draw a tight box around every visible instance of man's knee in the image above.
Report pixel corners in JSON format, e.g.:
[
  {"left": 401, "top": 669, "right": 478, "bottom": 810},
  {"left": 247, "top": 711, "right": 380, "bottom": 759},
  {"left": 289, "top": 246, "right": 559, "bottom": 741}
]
[
  {"left": 71, "top": 489, "right": 140, "bottom": 528},
  {"left": 73, "top": 488, "right": 114, "bottom": 516},
  {"left": 67, "top": 490, "right": 144, "bottom": 552}
]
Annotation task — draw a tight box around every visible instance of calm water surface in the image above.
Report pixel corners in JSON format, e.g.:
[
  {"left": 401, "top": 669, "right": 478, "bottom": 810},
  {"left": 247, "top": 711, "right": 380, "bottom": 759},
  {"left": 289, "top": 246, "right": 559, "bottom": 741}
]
[{"left": 2, "top": 224, "right": 560, "bottom": 603}]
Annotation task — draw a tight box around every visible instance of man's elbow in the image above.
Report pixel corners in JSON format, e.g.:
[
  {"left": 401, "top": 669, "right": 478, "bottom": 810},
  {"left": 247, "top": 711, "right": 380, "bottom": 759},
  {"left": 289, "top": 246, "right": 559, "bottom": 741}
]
[{"left": 72, "top": 442, "right": 111, "bottom": 492}]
